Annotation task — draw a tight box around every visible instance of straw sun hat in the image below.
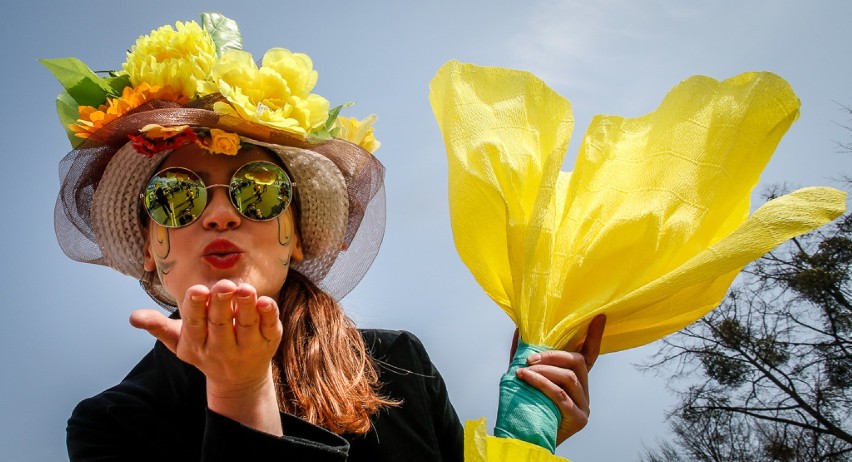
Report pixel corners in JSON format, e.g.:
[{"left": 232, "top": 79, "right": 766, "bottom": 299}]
[{"left": 46, "top": 13, "right": 385, "bottom": 306}]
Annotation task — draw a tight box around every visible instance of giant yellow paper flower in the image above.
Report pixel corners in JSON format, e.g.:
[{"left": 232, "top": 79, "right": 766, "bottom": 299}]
[
  {"left": 430, "top": 61, "right": 846, "bottom": 354},
  {"left": 430, "top": 61, "right": 846, "bottom": 457},
  {"left": 123, "top": 20, "right": 217, "bottom": 100},
  {"left": 201, "top": 48, "right": 329, "bottom": 136}
]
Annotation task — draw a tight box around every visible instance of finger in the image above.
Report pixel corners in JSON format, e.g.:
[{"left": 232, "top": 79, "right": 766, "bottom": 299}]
[
  {"left": 181, "top": 285, "right": 211, "bottom": 347},
  {"left": 527, "top": 349, "right": 585, "bottom": 369},
  {"left": 580, "top": 314, "right": 607, "bottom": 371},
  {"left": 524, "top": 364, "right": 588, "bottom": 412},
  {"left": 233, "top": 283, "right": 259, "bottom": 346},
  {"left": 207, "top": 280, "right": 237, "bottom": 348},
  {"left": 517, "top": 367, "right": 586, "bottom": 423},
  {"left": 528, "top": 350, "right": 590, "bottom": 403},
  {"left": 257, "top": 296, "right": 282, "bottom": 346},
  {"left": 130, "top": 309, "right": 181, "bottom": 352}
]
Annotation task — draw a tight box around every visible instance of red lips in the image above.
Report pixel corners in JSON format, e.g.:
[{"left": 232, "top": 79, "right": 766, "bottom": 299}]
[{"left": 202, "top": 239, "right": 243, "bottom": 269}]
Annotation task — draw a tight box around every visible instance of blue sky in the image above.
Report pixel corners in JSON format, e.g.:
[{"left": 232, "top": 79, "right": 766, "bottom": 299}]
[{"left": 2, "top": 1, "right": 851, "bottom": 460}]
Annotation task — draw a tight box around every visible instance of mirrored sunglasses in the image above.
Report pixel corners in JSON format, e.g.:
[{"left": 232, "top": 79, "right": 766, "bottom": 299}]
[{"left": 142, "top": 161, "right": 294, "bottom": 228}]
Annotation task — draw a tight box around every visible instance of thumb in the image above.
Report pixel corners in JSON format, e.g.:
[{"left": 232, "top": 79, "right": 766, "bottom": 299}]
[
  {"left": 509, "top": 328, "right": 519, "bottom": 362},
  {"left": 581, "top": 314, "right": 607, "bottom": 372},
  {"left": 130, "top": 309, "right": 181, "bottom": 352}
]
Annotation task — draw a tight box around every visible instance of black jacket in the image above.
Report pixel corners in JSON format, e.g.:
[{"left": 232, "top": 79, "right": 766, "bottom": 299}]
[{"left": 67, "top": 329, "right": 464, "bottom": 461}]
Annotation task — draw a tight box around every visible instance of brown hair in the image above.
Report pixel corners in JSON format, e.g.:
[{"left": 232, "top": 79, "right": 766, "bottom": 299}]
[{"left": 273, "top": 270, "right": 399, "bottom": 435}]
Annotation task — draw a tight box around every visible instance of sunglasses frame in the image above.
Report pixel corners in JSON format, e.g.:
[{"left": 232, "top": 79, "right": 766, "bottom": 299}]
[{"left": 141, "top": 160, "right": 295, "bottom": 228}]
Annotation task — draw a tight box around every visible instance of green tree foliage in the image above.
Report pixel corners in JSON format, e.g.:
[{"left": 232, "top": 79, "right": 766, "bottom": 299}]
[{"left": 640, "top": 200, "right": 852, "bottom": 462}]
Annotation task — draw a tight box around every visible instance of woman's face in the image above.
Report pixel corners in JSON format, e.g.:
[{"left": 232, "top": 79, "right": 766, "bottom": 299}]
[{"left": 143, "top": 144, "right": 302, "bottom": 304}]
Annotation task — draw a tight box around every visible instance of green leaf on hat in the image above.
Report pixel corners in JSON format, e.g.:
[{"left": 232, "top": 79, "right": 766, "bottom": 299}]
[
  {"left": 39, "top": 57, "right": 116, "bottom": 107},
  {"left": 327, "top": 102, "right": 355, "bottom": 130},
  {"left": 201, "top": 12, "right": 243, "bottom": 56},
  {"left": 105, "top": 73, "right": 132, "bottom": 96},
  {"left": 310, "top": 102, "right": 355, "bottom": 141},
  {"left": 55, "top": 90, "right": 81, "bottom": 145},
  {"left": 309, "top": 130, "right": 333, "bottom": 143}
]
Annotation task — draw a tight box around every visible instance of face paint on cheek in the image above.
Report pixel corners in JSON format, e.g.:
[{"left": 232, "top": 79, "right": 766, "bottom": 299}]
[
  {"left": 277, "top": 215, "right": 294, "bottom": 269},
  {"left": 150, "top": 226, "right": 175, "bottom": 283},
  {"left": 277, "top": 214, "right": 292, "bottom": 247},
  {"left": 155, "top": 260, "right": 176, "bottom": 283},
  {"left": 154, "top": 226, "right": 171, "bottom": 259}
]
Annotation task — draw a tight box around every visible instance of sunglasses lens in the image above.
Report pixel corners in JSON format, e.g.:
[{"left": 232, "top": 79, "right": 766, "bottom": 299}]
[
  {"left": 230, "top": 162, "right": 292, "bottom": 221},
  {"left": 143, "top": 168, "right": 207, "bottom": 227}
]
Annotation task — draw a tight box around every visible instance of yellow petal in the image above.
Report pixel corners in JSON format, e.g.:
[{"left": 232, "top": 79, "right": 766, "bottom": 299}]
[
  {"left": 464, "top": 419, "right": 570, "bottom": 462},
  {"left": 139, "top": 124, "right": 191, "bottom": 139}
]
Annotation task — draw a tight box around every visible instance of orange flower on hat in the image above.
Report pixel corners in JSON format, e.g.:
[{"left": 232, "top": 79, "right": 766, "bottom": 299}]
[
  {"left": 198, "top": 128, "right": 242, "bottom": 155},
  {"left": 69, "top": 83, "right": 189, "bottom": 139}
]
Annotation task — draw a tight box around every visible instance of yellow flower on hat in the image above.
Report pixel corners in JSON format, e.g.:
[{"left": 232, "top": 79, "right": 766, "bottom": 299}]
[
  {"left": 260, "top": 48, "right": 318, "bottom": 98},
  {"left": 123, "top": 20, "right": 217, "bottom": 99},
  {"left": 335, "top": 115, "right": 381, "bottom": 153},
  {"left": 201, "top": 48, "right": 330, "bottom": 136}
]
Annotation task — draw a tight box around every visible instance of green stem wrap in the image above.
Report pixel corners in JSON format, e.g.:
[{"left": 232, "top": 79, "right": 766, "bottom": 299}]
[{"left": 494, "top": 341, "right": 559, "bottom": 453}]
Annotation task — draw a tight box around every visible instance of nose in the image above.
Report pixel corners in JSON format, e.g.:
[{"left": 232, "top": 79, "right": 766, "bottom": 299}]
[{"left": 201, "top": 186, "right": 241, "bottom": 230}]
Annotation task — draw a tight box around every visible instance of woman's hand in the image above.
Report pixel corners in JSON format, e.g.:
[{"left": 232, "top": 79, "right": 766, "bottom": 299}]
[
  {"left": 130, "top": 280, "right": 284, "bottom": 435},
  {"left": 513, "top": 314, "right": 606, "bottom": 447}
]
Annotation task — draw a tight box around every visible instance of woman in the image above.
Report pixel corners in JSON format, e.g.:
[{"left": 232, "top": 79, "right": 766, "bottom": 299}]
[{"left": 46, "top": 14, "right": 604, "bottom": 461}]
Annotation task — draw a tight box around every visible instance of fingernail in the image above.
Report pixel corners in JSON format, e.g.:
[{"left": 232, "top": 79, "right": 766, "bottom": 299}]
[
  {"left": 191, "top": 294, "right": 206, "bottom": 303},
  {"left": 217, "top": 292, "right": 233, "bottom": 300},
  {"left": 527, "top": 353, "right": 541, "bottom": 364},
  {"left": 516, "top": 368, "right": 525, "bottom": 378},
  {"left": 236, "top": 293, "right": 252, "bottom": 301}
]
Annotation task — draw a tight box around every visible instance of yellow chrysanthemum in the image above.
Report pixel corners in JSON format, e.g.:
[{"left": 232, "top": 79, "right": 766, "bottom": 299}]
[
  {"left": 69, "top": 83, "right": 188, "bottom": 139},
  {"left": 123, "top": 20, "right": 217, "bottom": 100},
  {"left": 200, "top": 48, "right": 329, "bottom": 136},
  {"left": 335, "top": 115, "right": 381, "bottom": 153}
]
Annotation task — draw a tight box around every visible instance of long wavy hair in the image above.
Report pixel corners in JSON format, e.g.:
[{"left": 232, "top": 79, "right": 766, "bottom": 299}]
[
  {"left": 273, "top": 270, "right": 398, "bottom": 435},
  {"left": 269, "top": 152, "right": 397, "bottom": 435}
]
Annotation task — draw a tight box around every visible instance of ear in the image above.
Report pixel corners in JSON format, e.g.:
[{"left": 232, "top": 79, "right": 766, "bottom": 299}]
[{"left": 143, "top": 226, "right": 157, "bottom": 272}]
